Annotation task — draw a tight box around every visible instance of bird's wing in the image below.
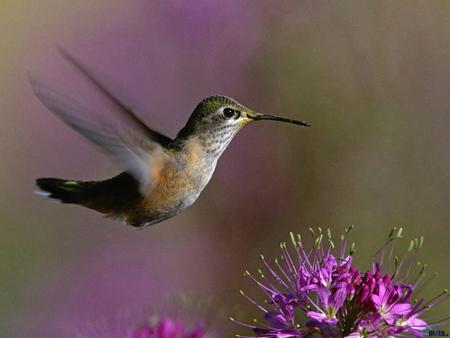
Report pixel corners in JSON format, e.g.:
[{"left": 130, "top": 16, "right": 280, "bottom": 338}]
[
  {"left": 56, "top": 45, "right": 173, "bottom": 147},
  {"left": 30, "top": 77, "right": 166, "bottom": 193}
]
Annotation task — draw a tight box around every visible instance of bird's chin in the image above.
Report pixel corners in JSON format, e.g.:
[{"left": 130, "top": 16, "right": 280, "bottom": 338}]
[{"left": 239, "top": 118, "right": 253, "bottom": 129}]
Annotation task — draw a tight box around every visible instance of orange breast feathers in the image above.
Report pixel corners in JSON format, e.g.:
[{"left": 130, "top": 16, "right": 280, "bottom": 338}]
[{"left": 144, "top": 140, "right": 210, "bottom": 206}]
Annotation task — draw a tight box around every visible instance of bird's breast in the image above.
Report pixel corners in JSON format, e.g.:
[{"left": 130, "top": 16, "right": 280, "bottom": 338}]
[{"left": 141, "top": 151, "right": 217, "bottom": 216}]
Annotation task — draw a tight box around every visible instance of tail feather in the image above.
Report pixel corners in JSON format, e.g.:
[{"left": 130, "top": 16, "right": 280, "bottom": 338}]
[
  {"left": 35, "top": 178, "right": 85, "bottom": 204},
  {"left": 35, "top": 173, "right": 142, "bottom": 219}
]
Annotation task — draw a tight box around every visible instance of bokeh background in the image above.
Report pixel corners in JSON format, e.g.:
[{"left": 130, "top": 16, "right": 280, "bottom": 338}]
[{"left": 1, "top": 1, "right": 449, "bottom": 336}]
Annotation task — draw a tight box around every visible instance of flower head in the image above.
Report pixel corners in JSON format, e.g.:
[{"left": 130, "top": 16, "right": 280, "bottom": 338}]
[
  {"left": 233, "top": 227, "right": 449, "bottom": 337},
  {"left": 132, "top": 317, "right": 205, "bottom": 338},
  {"left": 78, "top": 314, "right": 206, "bottom": 338}
]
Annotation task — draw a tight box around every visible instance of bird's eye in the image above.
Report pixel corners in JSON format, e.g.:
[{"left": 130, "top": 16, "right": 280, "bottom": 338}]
[
  {"left": 222, "top": 108, "right": 241, "bottom": 119},
  {"left": 223, "top": 108, "right": 235, "bottom": 119}
]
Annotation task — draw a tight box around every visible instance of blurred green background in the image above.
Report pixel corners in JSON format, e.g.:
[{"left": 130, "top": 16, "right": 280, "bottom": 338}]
[{"left": 0, "top": 1, "right": 449, "bottom": 336}]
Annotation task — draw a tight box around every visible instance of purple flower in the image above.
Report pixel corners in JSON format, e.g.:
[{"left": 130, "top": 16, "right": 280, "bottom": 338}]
[
  {"left": 234, "top": 227, "right": 449, "bottom": 337},
  {"left": 79, "top": 315, "right": 206, "bottom": 338},
  {"left": 307, "top": 284, "right": 347, "bottom": 324},
  {"left": 371, "top": 282, "right": 411, "bottom": 325},
  {"left": 133, "top": 317, "right": 205, "bottom": 338}
]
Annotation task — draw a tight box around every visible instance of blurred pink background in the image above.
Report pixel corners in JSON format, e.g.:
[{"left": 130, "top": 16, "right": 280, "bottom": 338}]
[{"left": 1, "top": 1, "right": 449, "bottom": 336}]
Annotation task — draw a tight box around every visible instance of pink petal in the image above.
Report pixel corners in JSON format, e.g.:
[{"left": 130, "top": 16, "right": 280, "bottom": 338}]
[
  {"left": 407, "top": 317, "right": 427, "bottom": 330},
  {"left": 307, "top": 311, "right": 326, "bottom": 322},
  {"left": 390, "top": 303, "right": 412, "bottom": 316}
]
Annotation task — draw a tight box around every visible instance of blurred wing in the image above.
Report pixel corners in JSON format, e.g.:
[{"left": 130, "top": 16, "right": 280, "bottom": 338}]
[
  {"left": 56, "top": 45, "right": 173, "bottom": 147},
  {"left": 30, "top": 77, "right": 165, "bottom": 193}
]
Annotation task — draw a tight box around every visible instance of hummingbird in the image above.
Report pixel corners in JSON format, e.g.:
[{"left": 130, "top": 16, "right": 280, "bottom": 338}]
[{"left": 32, "top": 47, "right": 310, "bottom": 228}]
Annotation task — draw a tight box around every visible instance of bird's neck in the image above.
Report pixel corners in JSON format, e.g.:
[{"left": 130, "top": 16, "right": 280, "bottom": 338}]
[
  {"left": 175, "top": 120, "right": 239, "bottom": 156},
  {"left": 176, "top": 128, "right": 237, "bottom": 162}
]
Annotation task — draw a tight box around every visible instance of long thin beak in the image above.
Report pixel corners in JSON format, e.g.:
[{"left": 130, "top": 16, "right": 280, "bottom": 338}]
[{"left": 248, "top": 112, "right": 310, "bottom": 127}]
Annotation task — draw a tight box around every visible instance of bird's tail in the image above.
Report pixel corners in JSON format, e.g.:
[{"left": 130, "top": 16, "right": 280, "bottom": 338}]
[
  {"left": 35, "top": 178, "right": 89, "bottom": 204},
  {"left": 35, "top": 173, "right": 142, "bottom": 221}
]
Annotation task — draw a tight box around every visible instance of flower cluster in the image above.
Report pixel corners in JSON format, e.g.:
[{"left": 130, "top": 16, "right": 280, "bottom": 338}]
[
  {"left": 78, "top": 316, "right": 206, "bottom": 338},
  {"left": 233, "top": 227, "right": 448, "bottom": 337},
  {"left": 133, "top": 317, "right": 205, "bottom": 338}
]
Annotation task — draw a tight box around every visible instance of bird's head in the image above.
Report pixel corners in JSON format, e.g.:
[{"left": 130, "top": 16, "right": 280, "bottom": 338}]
[{"left": 176, "top": 95, "right": 309, "bottom": 157}]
